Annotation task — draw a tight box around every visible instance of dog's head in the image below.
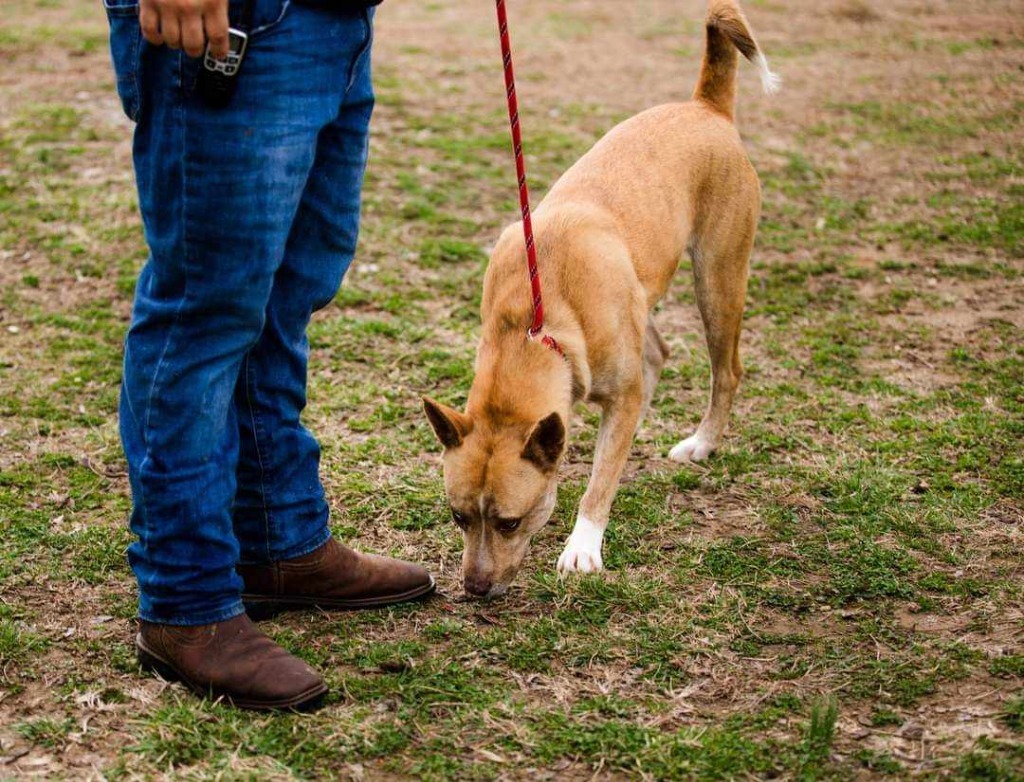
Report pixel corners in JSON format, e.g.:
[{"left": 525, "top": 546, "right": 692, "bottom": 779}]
[{"left": 423, "top": 397, "right": 565, "bottom": 598}]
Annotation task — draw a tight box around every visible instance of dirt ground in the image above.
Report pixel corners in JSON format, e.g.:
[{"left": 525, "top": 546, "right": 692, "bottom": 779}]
[{"left": 0, "top": 0, "right": 1022, "bottom": 778}]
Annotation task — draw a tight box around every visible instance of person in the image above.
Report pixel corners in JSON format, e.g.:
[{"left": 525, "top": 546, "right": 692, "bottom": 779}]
[{"left": 103, "top": 0, "right": 434, "bottom": 711}]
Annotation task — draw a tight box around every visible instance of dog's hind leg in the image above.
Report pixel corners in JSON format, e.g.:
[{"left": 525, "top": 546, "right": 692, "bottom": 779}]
[
  {"left": 637, "top": 315, "right": 670, "bottom": 434},
  {"left": 669, "top": 231, "right": 752, "bottom": 463}
]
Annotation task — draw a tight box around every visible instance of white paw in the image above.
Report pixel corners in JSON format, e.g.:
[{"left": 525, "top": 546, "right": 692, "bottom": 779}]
[
  {"left": 557, "top": 544, "right": 603, "bottom": 574},
  {"left": 557, "top": 515, "right": 605, "bottom": 575},
  {"left": 669, "top": 433, "right": 717, "bottom": 463}
]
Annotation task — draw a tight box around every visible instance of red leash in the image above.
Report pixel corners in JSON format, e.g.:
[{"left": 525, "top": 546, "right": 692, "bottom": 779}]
[{"left": 495, "top": 0, "right": 564, "bottom": 358}]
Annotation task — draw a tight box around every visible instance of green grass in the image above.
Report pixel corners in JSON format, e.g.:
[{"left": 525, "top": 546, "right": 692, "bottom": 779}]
[
  {"left": 801, "top": 696, "right": 840, "bottom": 774},
  {"left": 0, "top": 617, "right": 49, "bottom": 685},
  {"left": 16, "top": 717, "right": 75, "bottom": 750},
  {"left": 1003, "top": 698, "right": 1024, "bottom": 733},
  {"left": 1, "top": 0, "right": 1023, "bottom": 777}
]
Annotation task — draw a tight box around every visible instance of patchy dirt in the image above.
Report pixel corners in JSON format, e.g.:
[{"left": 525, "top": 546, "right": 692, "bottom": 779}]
[{"left": 1, "top": 0, "right": 1022, "bottom": 777}]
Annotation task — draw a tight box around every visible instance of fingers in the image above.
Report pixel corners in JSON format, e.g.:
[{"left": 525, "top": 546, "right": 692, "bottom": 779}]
[
  {"left": 160, "top": 12, "right": 182, "bottom": 50},
  {"left": 139, "top": 0, "right": 229, "bottom": 57},
  {"left": 180, "top": 12, "right": 205, "bottom": 57},
  {"left": 139, "top": 0, "right": 164, "bottom": 46},
  {"left": 204, "top": 5, "right": 230, "bottom": 59}
]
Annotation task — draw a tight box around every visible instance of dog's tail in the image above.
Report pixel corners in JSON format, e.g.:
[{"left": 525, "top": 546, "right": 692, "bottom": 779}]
[{"left": 693, "top": 0, "right": 780, "bottom": 120}]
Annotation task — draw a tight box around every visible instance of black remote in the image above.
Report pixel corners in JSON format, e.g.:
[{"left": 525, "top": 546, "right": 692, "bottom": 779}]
[{"left": 196, "top": 28, "right": 249, "bottom": 108}]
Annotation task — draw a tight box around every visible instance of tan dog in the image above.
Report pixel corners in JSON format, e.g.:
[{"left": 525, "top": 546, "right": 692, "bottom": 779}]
[{"left": 424, "top": 0, "right": 778, "bottom": 597}]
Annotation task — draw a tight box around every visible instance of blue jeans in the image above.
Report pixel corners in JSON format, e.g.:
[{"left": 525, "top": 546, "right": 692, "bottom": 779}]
[{"left": 105, "top": 0, "right": 375, "bottom": 625}]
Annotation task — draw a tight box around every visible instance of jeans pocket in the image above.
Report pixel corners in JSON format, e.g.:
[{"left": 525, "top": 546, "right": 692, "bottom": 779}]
[
  {"left": 346, "top": 7, "right": 374, "bottom": 93},
  {"left": 104, "top": 0, "right": 143, "bottom": 121},
  {"left": 229, "top": 0, "right": 290, "bottom": 38}
]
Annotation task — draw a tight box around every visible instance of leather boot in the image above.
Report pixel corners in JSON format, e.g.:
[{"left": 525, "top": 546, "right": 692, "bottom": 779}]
[
  {"left": 238, "top": 538, "right": 435, "bottom": 618},
  {"left": 136, "top": 613, "right": 327, "bottom": 711}
]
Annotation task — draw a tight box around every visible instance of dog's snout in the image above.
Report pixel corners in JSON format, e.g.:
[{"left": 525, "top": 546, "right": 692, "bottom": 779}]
[{"left": 464, "top": 574, "right": 493, "bottom": 597}]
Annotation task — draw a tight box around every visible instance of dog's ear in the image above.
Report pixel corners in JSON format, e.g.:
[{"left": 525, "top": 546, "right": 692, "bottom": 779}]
[
  {"left": 423, "top": 397, "right": 471, "bottom": 449},
  {"left": 522, "top": 412, "right": 565, "bottom": 472}
]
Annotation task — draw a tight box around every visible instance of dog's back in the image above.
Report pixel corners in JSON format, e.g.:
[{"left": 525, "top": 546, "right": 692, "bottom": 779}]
[
  {"left": 539, "top": 103, "right": 752, "bottom": 307},
  {"left": 535, "top": 0, "right": 779, "bottom": 307}
]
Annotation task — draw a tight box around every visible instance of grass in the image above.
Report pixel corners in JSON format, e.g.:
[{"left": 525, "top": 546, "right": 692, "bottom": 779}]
[
  {"left": 801, "top": 696, "right": 840, "bottom": 774},
  {"left": 0, "top": 617, "right": 49, "bottom": 685},
  {"left": 1, "top": 0, "right": 1022, "bottom": 778}
]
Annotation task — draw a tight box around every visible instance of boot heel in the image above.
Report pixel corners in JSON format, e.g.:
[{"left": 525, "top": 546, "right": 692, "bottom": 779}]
[
  {"left": 137, "top": 646, "right": 181, "bottom": 683},
  {"left": 242, "top": 598, "right": 283, "bottom": 621}
]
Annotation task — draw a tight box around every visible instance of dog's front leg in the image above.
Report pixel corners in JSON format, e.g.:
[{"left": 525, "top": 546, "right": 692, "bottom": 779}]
[{"left": 558, "top": 385, "right": 644, "bottom": 575}]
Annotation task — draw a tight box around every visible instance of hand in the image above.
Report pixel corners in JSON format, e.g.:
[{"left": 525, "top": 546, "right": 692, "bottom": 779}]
[{"left": 139, "top": 0, "right": 230, "bottom": 59}]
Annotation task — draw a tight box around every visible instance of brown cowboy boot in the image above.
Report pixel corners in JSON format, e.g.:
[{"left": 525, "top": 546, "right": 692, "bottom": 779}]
[
  {"left": 237, "top": 538, "right": 435, "bottom": 618},
  {"left": 136, "top": 613, "right": 327, "bottom": 711}
]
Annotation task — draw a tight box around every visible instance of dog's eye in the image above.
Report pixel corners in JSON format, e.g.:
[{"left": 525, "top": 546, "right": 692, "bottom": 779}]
[
  {"left": 496, "top": 518, "right": 522, "bottom": 533},
  {"left": 451, "top": 508, "right": 468, "bottom": 528}
]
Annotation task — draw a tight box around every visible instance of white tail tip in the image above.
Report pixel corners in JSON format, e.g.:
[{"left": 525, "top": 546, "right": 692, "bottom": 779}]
[{"left": 756, "top": 51, "right": 782, "bottom": 95}]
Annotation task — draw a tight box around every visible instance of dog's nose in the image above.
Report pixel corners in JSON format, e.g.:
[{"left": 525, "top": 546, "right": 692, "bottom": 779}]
[{"left": 464, "top": 575, "right": 493, "bottom": 597}]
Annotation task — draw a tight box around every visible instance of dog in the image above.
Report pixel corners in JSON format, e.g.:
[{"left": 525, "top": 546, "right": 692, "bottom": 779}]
[{"left": 424, "top": 0, "right": 778, "bottom": 598}]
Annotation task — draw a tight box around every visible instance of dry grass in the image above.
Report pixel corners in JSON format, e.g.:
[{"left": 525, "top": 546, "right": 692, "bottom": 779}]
[{"left": 0, "top": 0, "right": 1022, "bottom": 778}]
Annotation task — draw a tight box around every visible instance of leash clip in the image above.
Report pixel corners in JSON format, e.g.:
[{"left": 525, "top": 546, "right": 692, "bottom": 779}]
[{"left": 528, "top": 327, "right": 566, "bottom": 360}]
